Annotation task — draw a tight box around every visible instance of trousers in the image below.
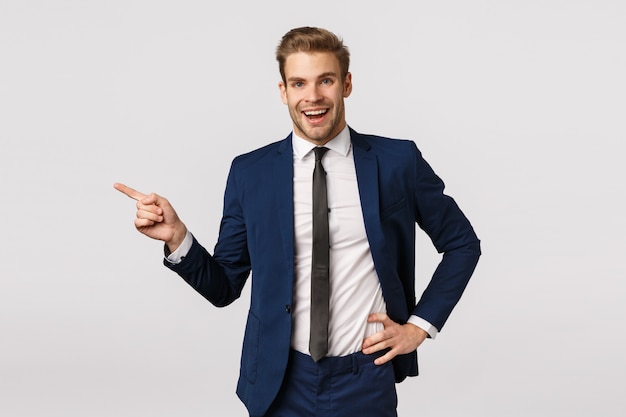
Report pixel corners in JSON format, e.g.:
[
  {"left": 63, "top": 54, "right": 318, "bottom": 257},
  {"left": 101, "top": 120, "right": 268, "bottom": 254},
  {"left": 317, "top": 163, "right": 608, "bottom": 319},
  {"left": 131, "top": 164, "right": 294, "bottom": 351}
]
[{"left": 263, "top": 349, "right": 398, "bottom": 417}]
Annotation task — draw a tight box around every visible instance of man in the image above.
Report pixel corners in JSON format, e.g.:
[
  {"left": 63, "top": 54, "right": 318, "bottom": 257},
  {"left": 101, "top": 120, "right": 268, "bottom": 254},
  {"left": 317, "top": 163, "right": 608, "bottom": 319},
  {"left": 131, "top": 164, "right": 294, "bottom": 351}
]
[{"left": 115, "top": 27, "right": 480, "bottom": 417}]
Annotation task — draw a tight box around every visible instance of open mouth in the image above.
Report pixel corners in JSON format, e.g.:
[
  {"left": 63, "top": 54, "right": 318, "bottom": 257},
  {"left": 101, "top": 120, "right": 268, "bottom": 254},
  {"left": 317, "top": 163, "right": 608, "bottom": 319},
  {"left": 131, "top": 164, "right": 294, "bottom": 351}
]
[{"left": 303, "top": 109, "right": 328, "bottom": 122}]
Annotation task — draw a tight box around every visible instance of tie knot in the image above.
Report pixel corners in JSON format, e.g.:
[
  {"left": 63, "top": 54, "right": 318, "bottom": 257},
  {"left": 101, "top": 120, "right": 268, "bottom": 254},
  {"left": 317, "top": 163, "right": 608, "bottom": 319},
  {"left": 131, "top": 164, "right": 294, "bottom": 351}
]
[{"left": 313, "top": 147, "right": 329, "bottom": 162}]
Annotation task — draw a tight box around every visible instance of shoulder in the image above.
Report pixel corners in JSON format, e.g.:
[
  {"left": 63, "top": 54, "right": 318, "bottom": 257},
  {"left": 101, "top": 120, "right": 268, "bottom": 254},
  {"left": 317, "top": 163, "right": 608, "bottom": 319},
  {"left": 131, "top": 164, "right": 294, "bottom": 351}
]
[
  {"left": 231, "top": 135, "right": 291, "bottom": 167},
  {"left": 350, "top": 128, "right": 420, "bottom": 159}
]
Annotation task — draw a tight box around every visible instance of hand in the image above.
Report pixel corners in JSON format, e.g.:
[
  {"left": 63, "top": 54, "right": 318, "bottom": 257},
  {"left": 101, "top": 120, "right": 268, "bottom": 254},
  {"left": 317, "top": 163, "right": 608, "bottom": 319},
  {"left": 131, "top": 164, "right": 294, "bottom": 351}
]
[
  {"left": 114, "top": 183, "right": 187, "bottom": 252},
  {"left": 361, "top": 313, "right": 428, "bottom": 366}
]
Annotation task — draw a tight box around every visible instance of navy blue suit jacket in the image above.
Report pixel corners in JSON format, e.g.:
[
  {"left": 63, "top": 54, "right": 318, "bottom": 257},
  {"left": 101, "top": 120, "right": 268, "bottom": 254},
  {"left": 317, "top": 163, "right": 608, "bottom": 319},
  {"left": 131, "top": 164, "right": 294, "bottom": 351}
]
[{"left": 165, "top": 128, "right": 480, "bottom": 416}]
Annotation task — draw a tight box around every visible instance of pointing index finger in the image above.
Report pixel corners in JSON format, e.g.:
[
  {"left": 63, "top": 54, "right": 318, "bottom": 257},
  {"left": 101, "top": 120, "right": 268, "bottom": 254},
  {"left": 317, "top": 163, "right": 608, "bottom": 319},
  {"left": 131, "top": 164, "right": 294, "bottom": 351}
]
[{"left": 113, "top": 182, "right": 146, "bottom": 201}]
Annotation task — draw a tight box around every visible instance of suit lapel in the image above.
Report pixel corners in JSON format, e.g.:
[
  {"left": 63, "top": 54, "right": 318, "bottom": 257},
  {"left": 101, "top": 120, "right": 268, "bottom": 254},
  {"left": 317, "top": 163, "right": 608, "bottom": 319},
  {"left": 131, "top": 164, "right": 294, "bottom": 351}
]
[
  {"left": 350, "top": 130, "right": 384, "bottom": 257},
  {"left": 351, "top": 129, "right": 408, "bottom": 319},
  {"left": 273, "top": 136, "right": 295, "bottom": 265}
]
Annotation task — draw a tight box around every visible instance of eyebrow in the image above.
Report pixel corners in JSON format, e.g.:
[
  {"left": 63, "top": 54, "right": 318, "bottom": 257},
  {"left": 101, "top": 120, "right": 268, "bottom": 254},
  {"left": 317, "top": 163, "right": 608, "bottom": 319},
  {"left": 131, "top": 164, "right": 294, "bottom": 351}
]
[{"left": 287, "top": 72, "right": 338, "bottom": 82}]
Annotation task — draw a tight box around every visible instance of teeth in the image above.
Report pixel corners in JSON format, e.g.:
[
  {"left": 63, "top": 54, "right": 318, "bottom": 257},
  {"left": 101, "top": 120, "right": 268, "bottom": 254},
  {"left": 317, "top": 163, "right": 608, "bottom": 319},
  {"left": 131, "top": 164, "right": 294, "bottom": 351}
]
[{"left": 304, "top": 109, "right": 327, "bottom": 116}]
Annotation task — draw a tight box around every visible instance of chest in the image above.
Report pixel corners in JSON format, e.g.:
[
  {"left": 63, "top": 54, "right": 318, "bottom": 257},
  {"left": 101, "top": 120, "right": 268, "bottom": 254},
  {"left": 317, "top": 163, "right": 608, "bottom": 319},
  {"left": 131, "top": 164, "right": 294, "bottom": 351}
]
[{"left": 293, "top": 153, "right": 367, "bottom": 250}]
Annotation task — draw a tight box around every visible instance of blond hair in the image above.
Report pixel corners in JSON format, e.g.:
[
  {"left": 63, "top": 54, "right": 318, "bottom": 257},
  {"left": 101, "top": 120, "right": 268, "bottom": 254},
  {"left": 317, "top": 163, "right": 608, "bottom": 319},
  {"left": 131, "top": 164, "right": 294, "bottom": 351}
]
[{"left": 276, "top": 27, "right": 350, "bottom": 83}]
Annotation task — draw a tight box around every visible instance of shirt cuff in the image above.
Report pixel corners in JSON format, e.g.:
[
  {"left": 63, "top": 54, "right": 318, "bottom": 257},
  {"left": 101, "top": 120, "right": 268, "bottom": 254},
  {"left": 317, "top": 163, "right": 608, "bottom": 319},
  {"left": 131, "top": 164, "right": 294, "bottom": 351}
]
[
  {"left": 165, "top": 230, "right": 193, "bottom": 264},
  {"left": 407, "top": 315, "right": 439, "bottom": 339}
]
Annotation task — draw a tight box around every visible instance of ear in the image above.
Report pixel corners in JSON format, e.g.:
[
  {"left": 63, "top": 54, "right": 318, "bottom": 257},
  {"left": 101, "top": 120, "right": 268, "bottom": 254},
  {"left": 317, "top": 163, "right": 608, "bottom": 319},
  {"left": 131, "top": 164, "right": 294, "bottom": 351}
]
[
  {"left": 279, "top": 81, "right": 288, "bottom": 104},
  {"left": 343, "top": 72, "right": 353, "bottom": 98}
]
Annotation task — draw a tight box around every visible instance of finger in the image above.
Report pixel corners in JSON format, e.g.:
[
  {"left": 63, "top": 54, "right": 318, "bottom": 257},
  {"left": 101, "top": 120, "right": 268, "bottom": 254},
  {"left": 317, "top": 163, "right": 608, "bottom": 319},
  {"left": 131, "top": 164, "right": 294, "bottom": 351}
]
[
  {"left": 362, "top": 329, "right": 390, "bottom": 350},
  {"left": 113, "top": 183, "right": 146, "bottom": 201},
  {"left": 137, "top": 200, "right": 163, "bottom": 216},
  {"left": 364, "top": 336, "right": 390, "bottom": 353},
  {"left": 134, "top": 217, "right": 156, "bottom": 228},
  {"left": 367, "top": 313, "right": 389, "bottom": 324},
  {"left": 140, "top": 192, "right": 161, "bottom": 207},
  {"left": 136, "top": 207, "right": 164, "bottom": 223},
  {"left": 374, "top": 349, "right": 397, "bottom": 366}
]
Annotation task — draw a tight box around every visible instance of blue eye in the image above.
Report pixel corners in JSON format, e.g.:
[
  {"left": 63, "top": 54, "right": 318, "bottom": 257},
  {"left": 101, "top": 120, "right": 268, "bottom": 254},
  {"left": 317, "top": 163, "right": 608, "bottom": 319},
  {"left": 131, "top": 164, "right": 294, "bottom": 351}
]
[
  {"left": 294, "top": 82, "right": 303, "bottom": 88},
  {"left": 321, "top": 79, "right": 331, "bottom": 85}
]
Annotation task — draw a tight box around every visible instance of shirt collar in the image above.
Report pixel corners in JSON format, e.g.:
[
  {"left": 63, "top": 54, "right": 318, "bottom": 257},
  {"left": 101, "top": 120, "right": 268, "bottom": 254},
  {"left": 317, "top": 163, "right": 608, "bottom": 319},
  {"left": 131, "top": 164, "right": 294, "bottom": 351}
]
[{"left": 292, "top": 125, "right": 351, "bottom": 160}]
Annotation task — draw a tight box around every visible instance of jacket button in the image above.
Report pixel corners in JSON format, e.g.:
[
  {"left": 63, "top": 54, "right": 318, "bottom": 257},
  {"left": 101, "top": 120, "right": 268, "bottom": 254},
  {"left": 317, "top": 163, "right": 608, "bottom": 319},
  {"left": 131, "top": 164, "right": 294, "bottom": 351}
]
[{"left": 285, "top": 304, "right": 291, "bottom": 314}]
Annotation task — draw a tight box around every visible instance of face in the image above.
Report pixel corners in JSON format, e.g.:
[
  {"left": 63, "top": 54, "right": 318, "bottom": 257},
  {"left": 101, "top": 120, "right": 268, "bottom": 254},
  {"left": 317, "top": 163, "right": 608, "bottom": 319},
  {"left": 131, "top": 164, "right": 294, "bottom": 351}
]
[{"left": 279, "top": 51, "right": 352, "bottom": 145}]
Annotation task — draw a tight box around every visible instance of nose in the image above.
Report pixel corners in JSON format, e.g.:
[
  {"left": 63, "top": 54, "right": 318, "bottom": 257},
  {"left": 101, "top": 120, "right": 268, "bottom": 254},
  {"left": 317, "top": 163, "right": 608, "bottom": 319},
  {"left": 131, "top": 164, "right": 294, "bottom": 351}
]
[{"left": 305, "top": 84, "right": 323, "bottom": 102}]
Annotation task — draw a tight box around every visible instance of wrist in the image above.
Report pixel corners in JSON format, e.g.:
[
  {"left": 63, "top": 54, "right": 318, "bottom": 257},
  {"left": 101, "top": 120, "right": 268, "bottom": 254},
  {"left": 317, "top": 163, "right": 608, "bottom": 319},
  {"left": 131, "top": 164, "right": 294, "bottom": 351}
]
[{"left": 166, "top": 224, "right": 187, "bottom": 253}]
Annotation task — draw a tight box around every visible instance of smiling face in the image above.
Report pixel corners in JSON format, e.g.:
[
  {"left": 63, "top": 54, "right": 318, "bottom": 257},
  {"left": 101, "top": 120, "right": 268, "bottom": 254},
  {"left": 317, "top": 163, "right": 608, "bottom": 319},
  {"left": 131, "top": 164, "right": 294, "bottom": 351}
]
[{"left": 279, "top": 51, "right": 352, "bottom": 146}]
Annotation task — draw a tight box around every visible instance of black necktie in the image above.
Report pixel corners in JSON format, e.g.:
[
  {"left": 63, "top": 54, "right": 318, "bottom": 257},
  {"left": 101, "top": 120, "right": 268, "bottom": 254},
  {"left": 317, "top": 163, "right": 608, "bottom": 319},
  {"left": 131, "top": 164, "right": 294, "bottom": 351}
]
[{"left": 309, "top": 147, "right": 330, "bottom": 362}]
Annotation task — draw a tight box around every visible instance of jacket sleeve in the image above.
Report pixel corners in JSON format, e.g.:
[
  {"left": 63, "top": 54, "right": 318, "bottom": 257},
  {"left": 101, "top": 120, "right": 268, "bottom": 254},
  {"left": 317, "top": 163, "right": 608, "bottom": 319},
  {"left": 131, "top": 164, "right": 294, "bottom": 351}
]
[
  {"left": 163, "top": 160, "right": 251, "bottom": 307},
  {"left": 410, "top": 143, "right": 481, "bottom": 331}
]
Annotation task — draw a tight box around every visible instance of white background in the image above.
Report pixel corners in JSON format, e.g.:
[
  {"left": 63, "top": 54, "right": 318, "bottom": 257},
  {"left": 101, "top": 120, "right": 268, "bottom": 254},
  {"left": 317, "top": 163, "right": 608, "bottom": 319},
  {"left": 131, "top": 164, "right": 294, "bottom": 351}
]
[{"left": 2, "top": 1, "right": 625, "bottom": 416}]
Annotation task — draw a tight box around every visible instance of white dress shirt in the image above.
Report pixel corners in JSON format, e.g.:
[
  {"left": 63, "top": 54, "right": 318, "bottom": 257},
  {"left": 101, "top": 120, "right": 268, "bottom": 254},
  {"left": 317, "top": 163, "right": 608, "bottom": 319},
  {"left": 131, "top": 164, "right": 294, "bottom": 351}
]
[
  {"left": 168, "top": 126, "right": 437, "bottom": 357},
  {"left": 291, "top": 127, "right": 387, "bottom": 355}
]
